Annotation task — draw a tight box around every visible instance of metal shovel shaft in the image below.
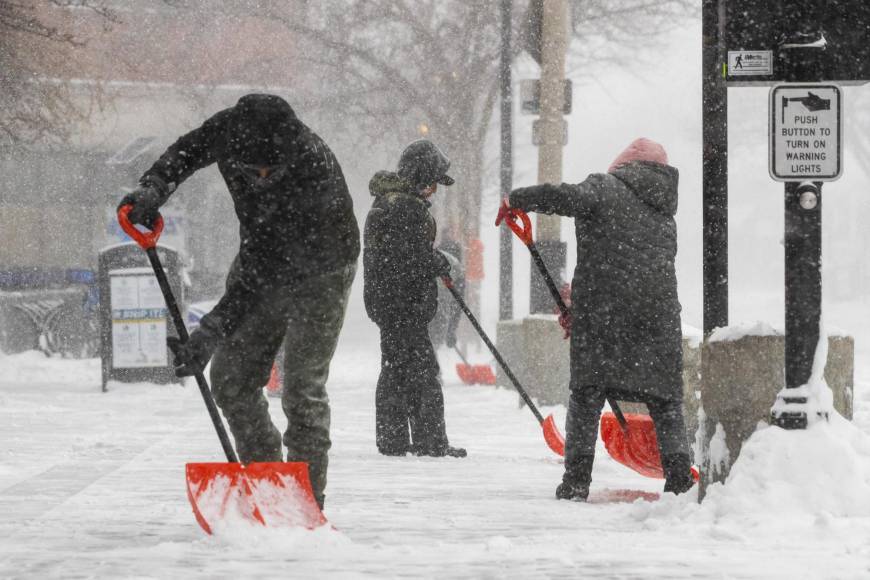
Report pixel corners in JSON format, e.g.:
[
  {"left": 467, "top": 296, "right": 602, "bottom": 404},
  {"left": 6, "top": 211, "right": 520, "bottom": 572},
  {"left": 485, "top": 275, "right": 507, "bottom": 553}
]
[
  {"left": 527, "top": 240, "right": 570, "bottom": 318},
  {"left": 441, "top": 277, "right": 545, "bottom": 425},
  {"left": 145, "top": 247, "right": 239, "bottom": 463},
  {"left": 526, "top": 240, "right": 630, "bottom": 432}
]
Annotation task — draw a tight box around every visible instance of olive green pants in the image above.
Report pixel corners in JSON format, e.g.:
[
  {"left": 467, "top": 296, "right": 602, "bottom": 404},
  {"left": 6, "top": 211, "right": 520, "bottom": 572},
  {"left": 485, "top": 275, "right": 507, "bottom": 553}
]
[{"left": 209, "top": 263, "right": 356, "bottom": 507}]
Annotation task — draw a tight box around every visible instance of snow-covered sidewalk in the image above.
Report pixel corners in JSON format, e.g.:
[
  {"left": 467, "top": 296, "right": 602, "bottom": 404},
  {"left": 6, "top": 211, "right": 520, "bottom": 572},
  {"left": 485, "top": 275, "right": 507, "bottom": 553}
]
[{"left": 1, "top": 336, "right": 869, "bottom": 579}]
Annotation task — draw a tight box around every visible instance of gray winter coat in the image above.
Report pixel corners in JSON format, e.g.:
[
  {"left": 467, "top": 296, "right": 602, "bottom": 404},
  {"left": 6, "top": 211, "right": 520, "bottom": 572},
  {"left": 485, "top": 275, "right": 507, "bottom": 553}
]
[{"left": 509, "top": 161, "right": 682, "bottom": 402}]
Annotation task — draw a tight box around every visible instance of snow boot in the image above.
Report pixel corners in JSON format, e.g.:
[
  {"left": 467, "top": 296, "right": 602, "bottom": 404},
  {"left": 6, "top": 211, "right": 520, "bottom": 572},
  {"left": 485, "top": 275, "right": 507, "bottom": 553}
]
[
  {"left": 413, "top": 444, "right": 467, "bottom": 458},
  {"left": 556, "top": 454, "right": 593, "bottom": 501},
  {"left": 378, "top": 446, "right": 410, "bottom": 456},
  {"left": 662, "top": 453, "right": 695, "bottom": 495},
  {"left": 442, "top": 446, "right": 467, "bottom": 458},
  {"left": 555, "top": 481, "right": 590, "bottom": 501}
]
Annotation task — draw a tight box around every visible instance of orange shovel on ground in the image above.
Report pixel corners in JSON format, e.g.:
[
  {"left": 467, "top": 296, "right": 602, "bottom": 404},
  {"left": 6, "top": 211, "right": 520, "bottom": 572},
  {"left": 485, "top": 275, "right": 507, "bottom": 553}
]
[
  {"left": 454, "top": 347, "right": 497, "bottom": 385},
  {"left": 118, "top": 206, "right": 327, "bottom": 534}
]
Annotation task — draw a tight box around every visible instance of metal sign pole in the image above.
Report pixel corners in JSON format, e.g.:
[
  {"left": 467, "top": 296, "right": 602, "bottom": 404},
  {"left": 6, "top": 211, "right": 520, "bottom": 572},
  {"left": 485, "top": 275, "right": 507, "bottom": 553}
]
[
  {"left": 769, "top": 42, "right": 839, "bottom": 429},
  {"left": 775, "top": 181, "right": 823, "bottom": 428},
  {"left": 702, "top": 0, "right": 729, "bottom": 335}
]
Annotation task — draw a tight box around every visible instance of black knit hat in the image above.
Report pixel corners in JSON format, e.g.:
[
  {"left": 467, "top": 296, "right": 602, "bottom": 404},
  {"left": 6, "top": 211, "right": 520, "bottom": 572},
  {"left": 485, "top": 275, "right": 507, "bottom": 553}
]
[
  {"left": 397, "top": 140, "right": 454, "bottom": 191},
  {"left": 230, "top": 94, "right": 299, "bottom": 165}
]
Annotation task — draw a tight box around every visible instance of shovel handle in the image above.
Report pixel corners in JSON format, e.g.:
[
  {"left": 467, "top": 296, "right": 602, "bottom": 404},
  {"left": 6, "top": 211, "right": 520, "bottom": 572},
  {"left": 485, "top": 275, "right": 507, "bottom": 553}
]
[
  {"left": 121, "top": 205, "right": 240, "bottom": 463},
  {"left": 117, "top": 205, "right": 164, "bottom": 250},
  {"left": 442, "top": 275, "right": 546, "bottom": 425},
  {"left": 144, "top": 246, "right": 238, "bottom": 463}
]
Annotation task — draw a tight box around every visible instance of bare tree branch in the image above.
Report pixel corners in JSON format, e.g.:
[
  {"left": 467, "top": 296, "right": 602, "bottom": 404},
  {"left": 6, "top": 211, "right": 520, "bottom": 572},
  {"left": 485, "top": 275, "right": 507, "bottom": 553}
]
[{"left": 0, "top": 0, "right": 117, "bottom": 148}]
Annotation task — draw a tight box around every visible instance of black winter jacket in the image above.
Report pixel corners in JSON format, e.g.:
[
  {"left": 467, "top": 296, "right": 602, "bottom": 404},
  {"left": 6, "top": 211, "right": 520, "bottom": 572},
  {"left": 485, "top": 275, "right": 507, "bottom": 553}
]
[
  {"left": 140, "top": 95, "right": 360, "bottom": 342},
  {"left": 510, "top": 161, "right": 683, "bottom": 402},
  {"left": 363, "top": 171, "right": 443, "bottom": 328}
]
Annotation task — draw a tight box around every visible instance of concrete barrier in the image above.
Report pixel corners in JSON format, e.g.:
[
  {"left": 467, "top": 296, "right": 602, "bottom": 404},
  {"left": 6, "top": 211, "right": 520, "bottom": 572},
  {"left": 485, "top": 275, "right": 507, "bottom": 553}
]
[
  {"left": 697, "top": 325, "right": 854, "bottom": 498},
  {"left": 495, "top": 316, "right": 569, "bottom": 407}
]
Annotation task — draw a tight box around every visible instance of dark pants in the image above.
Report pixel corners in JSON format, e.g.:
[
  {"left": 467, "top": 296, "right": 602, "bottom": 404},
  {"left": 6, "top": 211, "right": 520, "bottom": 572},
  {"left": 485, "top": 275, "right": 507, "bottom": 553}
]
[
  {"left": 209, "top": 263, "right": 356, "bottom": 506},
  {"left": 375, "top": 324, "right": 449, "bottom": 454},
  {"left": 564, "top": 384, "right": 690, "bottom": 484}
]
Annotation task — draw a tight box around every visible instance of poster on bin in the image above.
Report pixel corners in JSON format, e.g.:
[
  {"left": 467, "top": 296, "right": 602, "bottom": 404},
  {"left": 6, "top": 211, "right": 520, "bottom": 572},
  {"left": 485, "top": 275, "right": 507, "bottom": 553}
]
[{"left": 110, "top": 270, "right": 168, "bottom": 368}]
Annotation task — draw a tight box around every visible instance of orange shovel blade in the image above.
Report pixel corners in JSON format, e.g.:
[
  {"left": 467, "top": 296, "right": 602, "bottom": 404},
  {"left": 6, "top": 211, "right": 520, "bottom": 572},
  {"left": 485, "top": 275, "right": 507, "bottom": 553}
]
[
  {"left": 473, "top": 365, "right": 497, "bottom": 385},
  {"left": 185, "top": 462, "right": 327, "bottom": 535},
  {"left": 600, "top": 412, "right": 664, "bottom": 479},
  {"left": 456, "top": 363, "right": 497, "bottom": 385},
  {"left": 455, "top": 363, "right": 476, "bottom": 384},
  {"left": 542, "top": 413, "right": 566, "bottom": 456}
]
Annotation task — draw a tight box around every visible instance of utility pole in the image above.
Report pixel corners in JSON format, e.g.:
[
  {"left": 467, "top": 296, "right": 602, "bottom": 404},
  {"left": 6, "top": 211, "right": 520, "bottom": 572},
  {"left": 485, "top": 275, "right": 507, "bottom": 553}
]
[
  {"left": 530, "top": 0, "right": 568, "bottom": 314},
  {"left": 499, "top": 0, "right": 513, "bottom": 321}
]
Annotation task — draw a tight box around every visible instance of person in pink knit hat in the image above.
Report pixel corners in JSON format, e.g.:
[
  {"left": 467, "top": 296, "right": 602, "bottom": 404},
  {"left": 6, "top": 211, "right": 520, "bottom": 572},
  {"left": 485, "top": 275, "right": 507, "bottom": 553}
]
[
  {"left": 607, "top": 137, "right": 668, "bottom": 172},
  {"left": 504, "top": 138, "right": 694, "bottom": 501}
]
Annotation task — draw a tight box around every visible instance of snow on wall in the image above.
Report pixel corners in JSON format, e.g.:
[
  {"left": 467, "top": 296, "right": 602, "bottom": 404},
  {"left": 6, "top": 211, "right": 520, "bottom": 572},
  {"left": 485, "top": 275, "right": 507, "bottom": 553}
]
[{"left": 708, "top": 320, "right": 782, "bottom": 343}]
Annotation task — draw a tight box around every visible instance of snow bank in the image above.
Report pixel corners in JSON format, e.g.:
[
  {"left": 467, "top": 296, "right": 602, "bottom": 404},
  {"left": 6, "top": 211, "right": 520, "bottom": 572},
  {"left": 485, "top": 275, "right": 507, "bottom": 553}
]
[
  {"left": 629, "top": 411, "right": 870, "bottom": 578},
  {"left": 0, "top": 350, "right": 100, "bottom": 394},
  {"left": 704, "top": 415, "right": 870, "bottom": 520}
]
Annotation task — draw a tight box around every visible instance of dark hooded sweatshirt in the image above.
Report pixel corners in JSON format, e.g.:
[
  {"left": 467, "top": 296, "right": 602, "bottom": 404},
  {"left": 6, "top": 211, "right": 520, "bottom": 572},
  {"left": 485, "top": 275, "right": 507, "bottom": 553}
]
[
  {"left": 509, "top": 161, "right": 682, "bottom": 402},
  {"left": 363, "top": 171, "right": 443, "bottom": 328},
  {"left": 140, "top": 94, "right": 360, "bottom": 342}
]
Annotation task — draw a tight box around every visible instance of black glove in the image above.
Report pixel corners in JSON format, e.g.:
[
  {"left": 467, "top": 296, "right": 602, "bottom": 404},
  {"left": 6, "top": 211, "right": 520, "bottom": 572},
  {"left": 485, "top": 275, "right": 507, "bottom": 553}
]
[
  {"left": 117, "top": 178, "right": 168, "bottom": 230},
  {"left": 433, "top": 250, "right": 452, "bottom": 278},
  {"left": 167, "top": 330, "right": 217, "bottom": 377}
]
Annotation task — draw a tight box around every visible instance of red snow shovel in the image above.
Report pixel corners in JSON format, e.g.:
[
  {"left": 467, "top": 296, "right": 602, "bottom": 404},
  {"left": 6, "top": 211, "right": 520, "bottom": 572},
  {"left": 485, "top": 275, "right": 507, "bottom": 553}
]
[
  {"left": 441, "top": 276, "right": 565, "bottom": 456},
  {"left": 498, "top": 206, "right": 667, "bottom": 479},
  {"left": 454, "top": 347, "right": 497, "bottom": 385},
  {"left": 118, "top": 206, "right": 327, "bottom": 534}
]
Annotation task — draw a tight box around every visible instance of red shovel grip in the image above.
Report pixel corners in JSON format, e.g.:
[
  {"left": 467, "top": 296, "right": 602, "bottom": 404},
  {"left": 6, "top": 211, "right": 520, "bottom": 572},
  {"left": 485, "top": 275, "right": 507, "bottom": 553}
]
[
  {"left": 117, "top": 204, "right": 164, "bottom": 250},
  {"left": 501, "top": 207, "right": 533, "bottom": 246}
]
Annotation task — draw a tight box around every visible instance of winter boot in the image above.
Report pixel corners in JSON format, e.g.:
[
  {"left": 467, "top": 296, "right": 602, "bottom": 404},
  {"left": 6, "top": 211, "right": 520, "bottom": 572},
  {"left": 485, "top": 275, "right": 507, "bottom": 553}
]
[
  {"left": 442, "top": 446, "right": 467, "bottom": 458},
  {"left": 378, "top": 446, "right": 410, "bottom": 456},
  {"left": 412, "top": 444, "right": 467, "bottom": 458},
  {"left": 662, "top": 453, "right": 695, "bottom": 495},
  {"left": 555, "top": 481, "right": 590, "bottom": 501},
  {"left": 556, "top": 454, "right": 593, "bottom": 501}
]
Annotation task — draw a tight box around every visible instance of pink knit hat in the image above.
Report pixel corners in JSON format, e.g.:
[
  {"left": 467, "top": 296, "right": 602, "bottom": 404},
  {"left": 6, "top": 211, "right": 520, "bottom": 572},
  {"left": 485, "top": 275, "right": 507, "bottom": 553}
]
[{"left": 608, "top": 138, "right": 668, "bottom": 172}]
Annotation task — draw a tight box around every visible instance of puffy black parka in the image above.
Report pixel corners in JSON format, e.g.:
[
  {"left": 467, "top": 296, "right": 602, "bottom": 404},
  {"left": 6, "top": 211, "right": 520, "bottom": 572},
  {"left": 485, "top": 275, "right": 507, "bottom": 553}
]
[
  {"left": 363, "top": 171, "right": 443, "bottom": 328},
  {"left": 510, "top": 161, "right": 683, "bottom": 402},
  {"left": 140, "top": 94, "right": 360, "bottom": 342}
]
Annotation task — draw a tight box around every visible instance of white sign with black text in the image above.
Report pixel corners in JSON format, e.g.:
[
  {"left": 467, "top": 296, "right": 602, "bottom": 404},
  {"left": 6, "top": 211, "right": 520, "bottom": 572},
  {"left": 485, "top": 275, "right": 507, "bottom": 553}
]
[
  {"left": 109, "top": 268, "right": 168, "bottom": 369},
  {"left": 728, "top": 50, "right": 773, "bottom": 76},
  {"left": 769, "top": 84, "right": 842, "bottom": 181}
]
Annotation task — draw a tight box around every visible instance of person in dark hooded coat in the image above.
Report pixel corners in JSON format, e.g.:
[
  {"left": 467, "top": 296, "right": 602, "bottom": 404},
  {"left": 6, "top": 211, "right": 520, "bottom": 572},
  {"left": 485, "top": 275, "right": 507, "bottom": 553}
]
[
  {"left": 117, "top": 94, "right": 359, "bottom": 509},
  {"left": 363, "top": 140, "right": 466, "bottom": 458},
  {"left": 506, "top": 138, "right": 694, "bottom": 500}
]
